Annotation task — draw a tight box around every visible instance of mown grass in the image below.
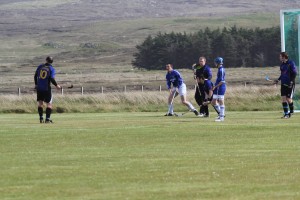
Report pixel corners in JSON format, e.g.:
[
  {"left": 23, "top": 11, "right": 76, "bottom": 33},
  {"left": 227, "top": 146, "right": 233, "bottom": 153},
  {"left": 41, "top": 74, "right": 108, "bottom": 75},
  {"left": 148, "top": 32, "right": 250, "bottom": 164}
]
[
  {"left": 1, "top": 112, "right": 300, "bottom": 200},
  {"left": 0, "top": 86, "right": 282, "bottom": 113}
]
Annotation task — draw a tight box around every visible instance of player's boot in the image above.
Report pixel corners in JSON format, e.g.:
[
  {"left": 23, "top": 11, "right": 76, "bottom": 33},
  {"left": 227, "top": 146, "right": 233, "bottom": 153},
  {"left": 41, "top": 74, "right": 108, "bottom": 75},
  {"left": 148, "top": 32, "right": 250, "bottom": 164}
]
[
  {"left": 215, "top": 116, "right": 224, "bottom": 122},
  {"left": 40, "top": 117, "right": 44, "bottom": 123},
  {"left": 164, "top": 113, "right": 174, "bottom": 116},
  {"left": 45, "top": 119, "right": 53, "bottom": 123},
  {"left": 193, "top": 109, "right": 200, "bottom": 116},
  {"left": 197, "top": 113, "right": 205, "bottom": 117},
  {"left": 282, "top": 113, "right": 291, "bottom": 119}
]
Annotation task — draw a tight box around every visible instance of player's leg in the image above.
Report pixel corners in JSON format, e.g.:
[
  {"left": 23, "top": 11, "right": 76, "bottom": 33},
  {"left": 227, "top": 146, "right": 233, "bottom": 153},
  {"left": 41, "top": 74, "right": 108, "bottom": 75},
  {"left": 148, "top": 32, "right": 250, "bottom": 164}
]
[
  {"left": 211, "top": 99, "right": 220, "bottom": 116},
  {"left": 212, "top": 91, "right": 221, "bottom": 117},
  {"left": 213, "top": 85, "right": 226, "bottom": 121},
  {"left": 287, "top": 84, "right": 295, "bottom": 114},
  {"left": 287, "top": 98, "right": 294, "bottom": 114},
  {"left": 38, "top": 101, "right": 44, "bottom": 123},
  {"left": 217, "top": 97, "right": 225, "bottom": 121},
  {"left": 203, "top": 105, "right": 209, "bottom": 117},
  {"left": 281, "top": 85, "right": 290, "bottom": 118},
  {"left": 179, "top": 84, "right": 199, "bottom": 116},
  {"left": 44, "top": 92, "right": 54, "bottom": 123},
  {"left": 37, "top": 92, "right": 44, "bottom": 123},
  {"left": 165, "top": 89, "right": 176, "bottom": 116},
  {"left": 194, "top": 85, "right": 202, "bottom": 114},
  {"left": 199, "top": 86, "right": 207, "bottom": 115},
  {"left": 281, "top": 96, "right": 290, "bottom": 118}
]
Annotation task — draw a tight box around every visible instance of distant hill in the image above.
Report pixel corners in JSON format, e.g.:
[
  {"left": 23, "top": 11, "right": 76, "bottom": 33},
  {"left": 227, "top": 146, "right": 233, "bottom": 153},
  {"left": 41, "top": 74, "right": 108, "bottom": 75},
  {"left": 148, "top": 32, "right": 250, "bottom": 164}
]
[{"left": 0, "top": 0, "right": 299, "bottom": 66}]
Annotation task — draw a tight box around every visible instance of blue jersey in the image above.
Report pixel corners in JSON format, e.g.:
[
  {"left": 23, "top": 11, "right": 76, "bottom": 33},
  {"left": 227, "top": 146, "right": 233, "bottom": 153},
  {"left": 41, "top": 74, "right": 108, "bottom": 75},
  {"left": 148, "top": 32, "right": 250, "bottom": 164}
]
[
  {"left": 278, "top": 60, "right": 297, "bottom": 85},
  {"left": 214, "top": 66, "right": 226, "bottom": 95},
  {"left": 166, "top": 70, "right": 183, "bottom": 89},
  {"left": 35, "top": 64, "right": 56, "bottom": 92},
  {"left": 195, "top": 64, "right": 212, "bottom": 80},
  {"left": 203, "top": 79, "right": 213, "bottom": 96}
]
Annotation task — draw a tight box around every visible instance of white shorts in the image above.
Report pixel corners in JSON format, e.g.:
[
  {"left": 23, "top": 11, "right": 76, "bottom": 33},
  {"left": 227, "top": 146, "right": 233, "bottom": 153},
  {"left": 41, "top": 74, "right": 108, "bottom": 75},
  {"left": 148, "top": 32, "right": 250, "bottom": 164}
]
[
  {"left": 213, "top": 94, "right": 225, "bottom": 100},
  {"left": 172, "top": 83, "right": 187, "bottom": 96}
]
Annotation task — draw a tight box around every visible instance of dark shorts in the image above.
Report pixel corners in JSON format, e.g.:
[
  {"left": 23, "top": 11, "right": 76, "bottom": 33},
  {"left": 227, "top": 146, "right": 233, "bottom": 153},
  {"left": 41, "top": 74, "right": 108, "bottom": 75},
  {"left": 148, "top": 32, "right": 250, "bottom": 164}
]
[
  {"left": 37, "top": 90, "right": 53, "bottom": 103},
  {"left": 281, "top": 84, "right": 295, "bottom": 98}
]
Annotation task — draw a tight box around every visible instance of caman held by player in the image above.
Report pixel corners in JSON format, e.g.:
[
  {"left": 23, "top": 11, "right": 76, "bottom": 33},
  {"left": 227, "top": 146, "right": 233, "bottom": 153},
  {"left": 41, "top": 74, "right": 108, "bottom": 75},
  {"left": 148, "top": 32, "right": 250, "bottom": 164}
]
[{"left": 165, "top": 64, "right": 200, "bottom": 117}]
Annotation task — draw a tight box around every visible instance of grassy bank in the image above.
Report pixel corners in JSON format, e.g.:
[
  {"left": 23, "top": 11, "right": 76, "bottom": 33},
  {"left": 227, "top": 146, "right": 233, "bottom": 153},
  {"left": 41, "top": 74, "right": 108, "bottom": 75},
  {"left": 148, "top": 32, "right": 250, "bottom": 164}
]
[{"left": 0, "top": 86, "right": 281, "bottom": 113}]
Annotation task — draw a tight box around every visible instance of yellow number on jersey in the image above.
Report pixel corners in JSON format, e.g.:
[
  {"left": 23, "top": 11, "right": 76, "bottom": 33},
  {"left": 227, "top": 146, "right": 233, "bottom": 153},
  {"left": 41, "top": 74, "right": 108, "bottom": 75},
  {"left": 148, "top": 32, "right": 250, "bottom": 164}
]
[{"left": 40, "top": 69, "right": 48, "bottom": 79}]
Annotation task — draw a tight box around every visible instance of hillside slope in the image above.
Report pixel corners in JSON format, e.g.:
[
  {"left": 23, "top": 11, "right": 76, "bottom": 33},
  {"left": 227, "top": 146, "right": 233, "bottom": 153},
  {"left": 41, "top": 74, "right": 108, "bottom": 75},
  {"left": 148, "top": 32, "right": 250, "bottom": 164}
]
[{"left": 0, "top": 0, "right": 298, "bottom": 66}]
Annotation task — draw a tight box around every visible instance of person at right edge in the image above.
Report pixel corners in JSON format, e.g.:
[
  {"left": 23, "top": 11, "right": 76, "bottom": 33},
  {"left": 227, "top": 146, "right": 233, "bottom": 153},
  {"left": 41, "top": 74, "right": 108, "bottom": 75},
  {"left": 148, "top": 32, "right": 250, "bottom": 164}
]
[
  {"left": 193, "top": 56, "right": 212, "bottom": 117},
  {"left": 274, "top": 52, "right": 297, "bottom": 119}
]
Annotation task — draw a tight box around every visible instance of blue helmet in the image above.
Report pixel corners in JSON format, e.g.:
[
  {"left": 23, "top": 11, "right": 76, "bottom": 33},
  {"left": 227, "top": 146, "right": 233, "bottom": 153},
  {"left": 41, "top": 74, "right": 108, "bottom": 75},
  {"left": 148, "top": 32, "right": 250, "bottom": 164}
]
[{"left": 214, "top": 57, "right": 223, "bottom": 64}]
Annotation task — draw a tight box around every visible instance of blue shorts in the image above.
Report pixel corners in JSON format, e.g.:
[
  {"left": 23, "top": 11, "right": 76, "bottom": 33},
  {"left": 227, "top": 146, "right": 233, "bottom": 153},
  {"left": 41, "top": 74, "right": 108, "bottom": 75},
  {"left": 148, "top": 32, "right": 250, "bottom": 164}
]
[{"left": 213, "top": 84, "right": 226, "bottom": 96}]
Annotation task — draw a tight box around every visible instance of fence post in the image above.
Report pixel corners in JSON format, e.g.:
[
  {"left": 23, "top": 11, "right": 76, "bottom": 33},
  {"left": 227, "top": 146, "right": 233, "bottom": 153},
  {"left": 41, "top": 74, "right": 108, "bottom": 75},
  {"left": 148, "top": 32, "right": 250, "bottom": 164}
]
[
  {"left": 124, "top": 85, "right": 127, "bottom": 92},
  {"left": 81, "top": 87, "right": 84, "bottom": 95},
  {"left": 141, "top": 85, "right": 144, "bottom": 92},
  {"left": 101, "top": 86, "right": 104, "bottom": 94},
  {"left": 159, "top": 85, "right": 161, "bottom": 92},
  {"left": 61, "top": 88, "right": 64, "bottom": 95},
  {"left": 18, "top": 88, "right": 21, "bottom": 96}
]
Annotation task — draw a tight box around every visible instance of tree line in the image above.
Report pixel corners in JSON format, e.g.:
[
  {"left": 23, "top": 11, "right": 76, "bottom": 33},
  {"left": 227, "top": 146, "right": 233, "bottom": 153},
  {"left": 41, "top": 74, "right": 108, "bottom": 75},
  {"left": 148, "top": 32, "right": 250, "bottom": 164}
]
[{"left": 132, "top": 26, "right": 281, "bottom": 69}]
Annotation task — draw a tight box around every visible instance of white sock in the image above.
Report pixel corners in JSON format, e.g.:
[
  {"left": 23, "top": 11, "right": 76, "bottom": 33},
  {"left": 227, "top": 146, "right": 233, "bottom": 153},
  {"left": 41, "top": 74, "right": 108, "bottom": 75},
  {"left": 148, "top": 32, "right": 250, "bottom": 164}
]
[
  {"left": 168, "top": 104, "right": 174, "bottom": 114},
  {"left": 220, "top": 105, "right": 225, "bottom": 117},
  {"left": 214, "top": 105, "right": 220, "bottom": 114},
  {"left": 186, "top": 102, "right": 195, "bottom": 111}
]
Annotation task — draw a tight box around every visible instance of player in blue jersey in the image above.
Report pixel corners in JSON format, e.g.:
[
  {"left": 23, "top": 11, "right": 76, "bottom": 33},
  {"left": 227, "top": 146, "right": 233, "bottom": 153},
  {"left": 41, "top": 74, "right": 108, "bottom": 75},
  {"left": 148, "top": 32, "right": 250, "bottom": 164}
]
[
  {"left": 198, "top": 75, "right": 213, "bottom": 108},
  {"left": 274, "top": 52, "right": 297, "bottom": 118},
  {"left": 193, "top": 56, "right": 212, "bottom": 117},
  {"left": 211, "top": 57, "right": 226, "bottom": 122},
  {"left": 34, "top": 56, "right": 61, "bottom": 123},
  {"left": 165, "top": 64, "right": 200, "bottom": 116}
]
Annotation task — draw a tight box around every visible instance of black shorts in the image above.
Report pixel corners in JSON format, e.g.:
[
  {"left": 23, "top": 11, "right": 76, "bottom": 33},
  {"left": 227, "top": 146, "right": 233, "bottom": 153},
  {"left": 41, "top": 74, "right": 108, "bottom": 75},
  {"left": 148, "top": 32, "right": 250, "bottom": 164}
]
[
  {"left": 281, "top": 84, "right": 295, "bottom": 98},
  {"left": 37, "top": 90, "right": 53, "bottom": 103}
]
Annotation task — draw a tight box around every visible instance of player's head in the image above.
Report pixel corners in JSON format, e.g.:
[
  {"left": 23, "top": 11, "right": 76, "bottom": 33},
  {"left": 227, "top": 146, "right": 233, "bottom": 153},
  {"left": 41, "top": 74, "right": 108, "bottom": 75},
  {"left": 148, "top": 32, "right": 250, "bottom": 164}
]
[
  {"left": 198, "top": 75, "right": 205, "bottom": 84},
  {"left": 280, "top": 52, "right": 288, "bottom": 61},
  {"left": 214, "top": 57, "right": 223, "bottom": 66},
  {"left": 165, "top": 64, "right": 173, "bottom": 72},
  {"left": 46, "top": 56, "right": 53, "bottom": 64},
  {"left": 198, "top": 56, "right": 206, "bottom": 66}
]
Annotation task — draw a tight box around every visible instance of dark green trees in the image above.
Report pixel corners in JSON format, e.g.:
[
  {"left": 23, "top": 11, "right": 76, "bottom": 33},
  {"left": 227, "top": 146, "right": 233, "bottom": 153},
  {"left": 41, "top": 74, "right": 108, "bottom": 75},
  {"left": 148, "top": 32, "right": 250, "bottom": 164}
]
[{"left": 132, "top": 26, "right": 281, "bottom": 69}]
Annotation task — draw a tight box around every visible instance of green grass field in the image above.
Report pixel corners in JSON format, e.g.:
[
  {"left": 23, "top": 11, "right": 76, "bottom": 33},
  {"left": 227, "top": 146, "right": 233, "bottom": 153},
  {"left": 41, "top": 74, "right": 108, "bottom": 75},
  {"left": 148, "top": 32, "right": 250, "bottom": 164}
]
[{"left": 1, "top": 112, "right": 300, "bottom": 200}]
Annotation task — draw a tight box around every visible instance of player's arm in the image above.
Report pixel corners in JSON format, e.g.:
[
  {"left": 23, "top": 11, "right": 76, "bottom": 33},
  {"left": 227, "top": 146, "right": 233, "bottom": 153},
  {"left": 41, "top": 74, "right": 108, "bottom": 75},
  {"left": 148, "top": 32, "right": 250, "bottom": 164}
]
[
  {"left": 166, "top": 77, "right": 171, "bottom": 90},
  {"left": 290, "top": 61, "right": 297, "bottom": 83},
  {"left": 213, "top": 68, "right": 225, "bottom": 89},
  {"left": 50, "top": 68, "right": 61, "bottom": 89},
  {"left": 203, "top": 82, "right": 213, "bottom": 105},
  {"left": 214, "top": 81, "right": 225, "bottom": 89},
  {"left": 274, "top": 75, "right": 281, "bottom": 84},
  {"left": 205, "top": 67, "right": 212, "bottom": 80},
  {"left": 34, "top": 72, "right": 38, "bottom": 85},
  {"left": 203, "top": 91, "right": 213, "bottom": 105},
  {"left": 34, "top": 70, "right": 39, "bottom": 90}
]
